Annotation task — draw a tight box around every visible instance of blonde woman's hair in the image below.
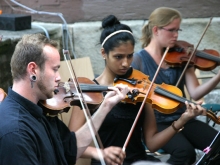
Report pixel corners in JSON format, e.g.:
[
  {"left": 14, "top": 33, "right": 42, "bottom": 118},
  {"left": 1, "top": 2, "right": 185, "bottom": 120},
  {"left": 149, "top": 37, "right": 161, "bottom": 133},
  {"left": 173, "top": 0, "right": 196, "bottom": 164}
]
[{"left": 141, "top": 7, "right": 182, "bottom": 48}]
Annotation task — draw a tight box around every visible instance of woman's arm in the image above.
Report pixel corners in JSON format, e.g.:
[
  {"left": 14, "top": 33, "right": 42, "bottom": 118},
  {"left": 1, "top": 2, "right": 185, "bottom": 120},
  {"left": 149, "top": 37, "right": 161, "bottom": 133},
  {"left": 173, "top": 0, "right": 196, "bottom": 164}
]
[
  {"left": 185, "top": 67, "right": 220, "bottom": 100},
  {"left": 68, "top": 84, "right": 127, "bottom": 163},
  {"left": 69, "top": 109, "right": 126, "bottom": 165},
  {"left": 143, "top": 101, "right": 206, "bottom": 152}
]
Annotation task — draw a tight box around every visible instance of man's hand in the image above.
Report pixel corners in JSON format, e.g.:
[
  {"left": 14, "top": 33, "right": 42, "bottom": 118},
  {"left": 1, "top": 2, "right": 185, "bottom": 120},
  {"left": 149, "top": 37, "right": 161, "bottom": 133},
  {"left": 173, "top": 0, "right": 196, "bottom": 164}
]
[{"left": 102, "top": 146, "right": 126, "bottom": 165}]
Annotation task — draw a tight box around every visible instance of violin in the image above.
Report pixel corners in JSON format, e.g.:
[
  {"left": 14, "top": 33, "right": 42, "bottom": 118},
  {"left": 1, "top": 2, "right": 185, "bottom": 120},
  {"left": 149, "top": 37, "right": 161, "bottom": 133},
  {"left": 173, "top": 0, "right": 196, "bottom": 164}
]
[
  {"left": 40, "top": 68, "right": 182, "bottom": 115},
  {"left": 165, "top": 40, "right": 220, "bottom": 71},
  {"left": 38, "top": 67, "right": 220, "bottom": 124},
  {"left": 39, "top": 77, "right": 109, "bottom": 116},
  {"left": 114, "top": 67, "right": 183, "bottom": 114},
  {"left": 113, "top": 67, "right": 220, "bottom": 124}
]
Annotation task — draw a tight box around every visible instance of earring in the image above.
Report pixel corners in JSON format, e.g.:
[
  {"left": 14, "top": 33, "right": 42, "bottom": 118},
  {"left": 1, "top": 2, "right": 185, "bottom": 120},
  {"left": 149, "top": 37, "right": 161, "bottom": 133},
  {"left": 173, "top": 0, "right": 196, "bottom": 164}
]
[
  {"left": 30, "top": 75, "right": 37, "bottom": 88},
  {"left": 30, "top": 75, "right": 37, "bottom": 81}
]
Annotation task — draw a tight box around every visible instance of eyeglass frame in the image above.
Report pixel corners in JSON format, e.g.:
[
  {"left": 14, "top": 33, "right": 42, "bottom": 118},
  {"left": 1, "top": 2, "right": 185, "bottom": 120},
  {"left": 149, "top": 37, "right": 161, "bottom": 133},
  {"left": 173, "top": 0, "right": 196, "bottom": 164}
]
[{"left": 160, "top": 27, "right": 182, "bottom": 33}]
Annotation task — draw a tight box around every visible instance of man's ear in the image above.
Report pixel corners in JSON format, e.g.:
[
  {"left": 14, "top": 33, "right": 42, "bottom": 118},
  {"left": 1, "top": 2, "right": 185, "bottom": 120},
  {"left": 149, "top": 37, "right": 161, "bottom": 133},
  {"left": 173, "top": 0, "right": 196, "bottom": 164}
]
[{"left": 27, "top": 62, "right": 38, "bottom": 75}]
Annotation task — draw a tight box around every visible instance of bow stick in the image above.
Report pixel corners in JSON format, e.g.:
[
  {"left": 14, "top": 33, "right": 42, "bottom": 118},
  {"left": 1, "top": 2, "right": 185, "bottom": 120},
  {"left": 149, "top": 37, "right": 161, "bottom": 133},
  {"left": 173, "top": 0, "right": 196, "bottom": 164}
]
[
  {"left": 175, "top": 17, "right": 213, "bottom": 87},
  {"left": 122, "top": 47, "right": 170, "bottom": 152},
  {"left": 174, "top": 17, "right": 220, "bottom": 125},
  {"left": 61, "top": 12, "right": 106, "bottom": 165},
  {"left": 62, "top": 49, "right": 106, "bottom": 165}
]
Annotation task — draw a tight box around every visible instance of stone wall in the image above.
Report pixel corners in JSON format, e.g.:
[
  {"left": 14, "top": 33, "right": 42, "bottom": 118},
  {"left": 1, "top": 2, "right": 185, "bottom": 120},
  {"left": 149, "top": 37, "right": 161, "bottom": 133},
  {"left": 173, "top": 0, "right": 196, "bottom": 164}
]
[
  {"left": 0, "top": 18, "right": 220, "bottom": 103},
  {"left": 1, "top": 0, "right": 220, "bottom": 23}
]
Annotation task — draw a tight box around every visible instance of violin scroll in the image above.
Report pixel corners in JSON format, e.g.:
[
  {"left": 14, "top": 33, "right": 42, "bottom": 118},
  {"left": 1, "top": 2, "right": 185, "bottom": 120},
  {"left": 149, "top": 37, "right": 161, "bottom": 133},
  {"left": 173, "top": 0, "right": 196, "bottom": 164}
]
[{"left": 206, "top": 110, "right": 220, "bottom": 124}]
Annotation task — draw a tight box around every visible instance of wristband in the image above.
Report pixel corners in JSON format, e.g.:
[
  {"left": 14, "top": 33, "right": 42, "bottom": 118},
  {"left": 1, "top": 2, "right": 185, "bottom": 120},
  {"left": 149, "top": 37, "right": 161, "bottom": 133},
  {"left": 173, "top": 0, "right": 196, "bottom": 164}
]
[{"left": 172, "top": 121, "right": 184, "bottom": 133}]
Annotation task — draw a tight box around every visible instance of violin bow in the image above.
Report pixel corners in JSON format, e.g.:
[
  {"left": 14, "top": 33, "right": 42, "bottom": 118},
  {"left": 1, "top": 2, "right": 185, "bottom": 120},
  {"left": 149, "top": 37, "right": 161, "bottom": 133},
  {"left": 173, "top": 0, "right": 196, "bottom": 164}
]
[
  {"left": 62, "top": 28, "right": 106, "bottom": 165},
  {"left": 174, "top": 18, "right": 220, "bottom": 125},
  {"left": 175, "top": 17, "right": 213, "bottom": 87},
  {"left": 122, "top": 47, "right": 170, "bottom": 152}
]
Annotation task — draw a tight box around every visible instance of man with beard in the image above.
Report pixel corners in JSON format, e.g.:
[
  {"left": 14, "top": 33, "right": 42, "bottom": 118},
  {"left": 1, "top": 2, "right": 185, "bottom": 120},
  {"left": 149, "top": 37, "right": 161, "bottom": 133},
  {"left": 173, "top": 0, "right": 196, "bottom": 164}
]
[{"left": 0, "top": 33, "right": 128, "bottom": 165}]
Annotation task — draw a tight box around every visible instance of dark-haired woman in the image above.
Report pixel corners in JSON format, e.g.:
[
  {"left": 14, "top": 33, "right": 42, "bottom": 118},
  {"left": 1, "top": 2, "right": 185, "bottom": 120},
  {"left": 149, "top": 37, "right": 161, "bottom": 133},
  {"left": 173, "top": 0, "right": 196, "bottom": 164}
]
[
  {"left": 69, "top": 14, "right": 206, "bottom": 165},
  {"left": 131, "top": 7, "right": 219, "bottom": 165}
]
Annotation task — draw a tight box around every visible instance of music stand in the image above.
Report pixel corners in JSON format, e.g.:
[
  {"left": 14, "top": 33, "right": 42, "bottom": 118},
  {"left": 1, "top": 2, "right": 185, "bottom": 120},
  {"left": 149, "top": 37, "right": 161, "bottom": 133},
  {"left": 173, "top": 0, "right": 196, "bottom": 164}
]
[{"left": 196, "top": 131, "right": 220, "bottom": 165}]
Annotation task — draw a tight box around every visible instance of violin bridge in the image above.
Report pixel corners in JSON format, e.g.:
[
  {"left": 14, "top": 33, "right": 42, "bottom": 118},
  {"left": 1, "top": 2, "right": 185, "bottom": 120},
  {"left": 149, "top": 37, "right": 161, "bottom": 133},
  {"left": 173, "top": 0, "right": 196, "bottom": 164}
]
[
  {"left": 142, "top": 79, "right": 147, "bottom": 90},
  {"left": 63, "top": 82, "right": 70, "bottom": 93}
]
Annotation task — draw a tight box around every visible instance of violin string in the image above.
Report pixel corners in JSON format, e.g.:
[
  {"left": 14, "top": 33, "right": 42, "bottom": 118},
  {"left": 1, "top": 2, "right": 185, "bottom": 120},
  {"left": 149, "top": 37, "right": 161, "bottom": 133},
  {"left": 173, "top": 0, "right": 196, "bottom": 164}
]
[
  {"left": 196, "top": 50, "right": 220, "bottom": 62},
  {"left": 175, "top": 17, "right": 213, "bottom": 87},
  {"left": 62, "top": 50, "right": 106, "bottom": 165},
  {"left": 122, "top": 47, "right": 170, "bottom": 152},
  {"left": 59, "top": 82, "right": 109, "bottom": 92}
]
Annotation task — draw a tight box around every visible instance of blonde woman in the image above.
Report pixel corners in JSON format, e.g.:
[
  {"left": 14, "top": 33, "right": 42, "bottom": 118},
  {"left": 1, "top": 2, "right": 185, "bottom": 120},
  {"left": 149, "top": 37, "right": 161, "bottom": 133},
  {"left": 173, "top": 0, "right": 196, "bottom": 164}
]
[{"left": 131, "top": 7, "right": 219, "bottom": 165}]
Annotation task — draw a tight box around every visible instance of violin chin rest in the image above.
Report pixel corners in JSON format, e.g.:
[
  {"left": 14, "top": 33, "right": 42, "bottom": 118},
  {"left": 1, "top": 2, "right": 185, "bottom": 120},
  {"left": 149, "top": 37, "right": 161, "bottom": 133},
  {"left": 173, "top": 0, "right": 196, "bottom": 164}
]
[{"left": 116, "top": 67, "right": 133, "bottom": 79}]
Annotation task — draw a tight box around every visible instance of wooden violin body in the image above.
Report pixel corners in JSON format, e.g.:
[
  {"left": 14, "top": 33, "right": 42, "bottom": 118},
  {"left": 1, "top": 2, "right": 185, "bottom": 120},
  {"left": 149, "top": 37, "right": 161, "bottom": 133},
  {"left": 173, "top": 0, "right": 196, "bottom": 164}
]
[
  {"left": 39, "top": 77, "right": 108, "bottom": 116},
  {"left": 114, "top": 68, "right": 183, "bottom": 114},
  {"left": 165, "top": 40, "right": 220, "bottom": 71},
  {"left": 38, "top": 67, "right": 220, "bottom": 124},
  {"left": 114, "top": 67, "right": 220, "bottom": 124}
]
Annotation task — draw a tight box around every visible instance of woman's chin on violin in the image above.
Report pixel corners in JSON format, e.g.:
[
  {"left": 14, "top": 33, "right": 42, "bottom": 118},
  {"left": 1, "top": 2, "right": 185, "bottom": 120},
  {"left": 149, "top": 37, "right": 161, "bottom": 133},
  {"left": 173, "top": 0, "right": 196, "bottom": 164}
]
[
  {"left": 169, "top": 39, "right": 178, "bottom": 47},
  {"left": 119, "top": 68, "right": 130, "bottom": 75}
]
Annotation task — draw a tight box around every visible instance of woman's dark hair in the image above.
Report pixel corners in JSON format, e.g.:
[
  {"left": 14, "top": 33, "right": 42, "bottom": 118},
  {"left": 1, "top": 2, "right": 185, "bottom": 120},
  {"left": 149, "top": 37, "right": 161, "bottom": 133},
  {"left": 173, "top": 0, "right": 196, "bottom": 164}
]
[{"left": 100, "top": 15, "right": 135, "bottom": 54}]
